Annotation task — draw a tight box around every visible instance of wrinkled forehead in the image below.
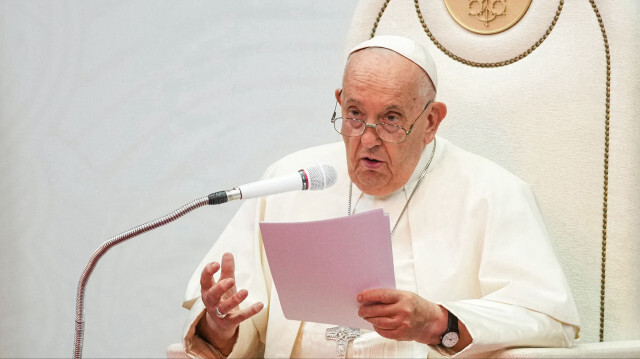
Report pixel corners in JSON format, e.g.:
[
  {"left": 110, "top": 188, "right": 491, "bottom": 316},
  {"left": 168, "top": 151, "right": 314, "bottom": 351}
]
[
  {"left": 343, "top": 48, "right": 425, "bottom": 89},
  {"left": 340, "top": 50, "right": 431, "bottom": 115},
  {"left": 346, "top": 47, "right": 420, "bottom": 75},
  {"left": 347, "top": 35, "right": 438, "bottom": 92}
]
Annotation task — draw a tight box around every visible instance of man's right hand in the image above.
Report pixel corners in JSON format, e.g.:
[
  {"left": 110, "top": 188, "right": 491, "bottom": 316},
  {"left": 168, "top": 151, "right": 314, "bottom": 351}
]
[{"left": 196, "top": 252, "right": 264, "bottom": 355}]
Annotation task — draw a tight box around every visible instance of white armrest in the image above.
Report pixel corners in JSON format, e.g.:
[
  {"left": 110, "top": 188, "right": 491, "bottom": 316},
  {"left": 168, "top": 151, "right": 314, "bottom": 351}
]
[
  {"left": 167, "top": 340, "right": 640, "bottom": 358},
  {"left": 494, "top": 340, "right": 640, "bottom": 358}
]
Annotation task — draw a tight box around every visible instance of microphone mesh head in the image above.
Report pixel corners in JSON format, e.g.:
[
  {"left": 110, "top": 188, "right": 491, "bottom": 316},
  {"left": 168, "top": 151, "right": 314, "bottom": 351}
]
[{"left": 305, "top": 163, "right": 337, "bottom": 190}]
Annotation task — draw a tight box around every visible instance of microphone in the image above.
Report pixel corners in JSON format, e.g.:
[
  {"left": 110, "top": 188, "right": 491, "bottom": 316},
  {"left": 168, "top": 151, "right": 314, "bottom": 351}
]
[
  {"left": 208, "top": 163, "right": 337, "bottom": 205},
  {"left": 73, "top": 163, "right": 337, "bottom": 358}
]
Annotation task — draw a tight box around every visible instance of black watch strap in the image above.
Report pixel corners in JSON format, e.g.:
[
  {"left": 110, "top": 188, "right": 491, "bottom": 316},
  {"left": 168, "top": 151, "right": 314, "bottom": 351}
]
[
  {"left": 440, "top": 310, "right": 460, "bottom": 348},
  {"left": 447, "top": 310, "right": 459, "bottom": 333}
]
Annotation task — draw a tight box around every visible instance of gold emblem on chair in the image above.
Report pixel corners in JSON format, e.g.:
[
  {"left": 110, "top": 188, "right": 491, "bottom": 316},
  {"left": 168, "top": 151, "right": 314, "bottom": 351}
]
[{"left": 444, "top": 0, "right": 532, "bottom": 35}]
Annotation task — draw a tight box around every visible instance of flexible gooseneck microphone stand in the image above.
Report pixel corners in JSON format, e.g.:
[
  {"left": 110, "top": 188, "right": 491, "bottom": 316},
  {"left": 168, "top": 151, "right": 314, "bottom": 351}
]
[
  {"left": 73, "top": 163, "right": 336, "bottom": 358},
  {"left": 73, "top": 191, "right": 230, "bottom": 359}
]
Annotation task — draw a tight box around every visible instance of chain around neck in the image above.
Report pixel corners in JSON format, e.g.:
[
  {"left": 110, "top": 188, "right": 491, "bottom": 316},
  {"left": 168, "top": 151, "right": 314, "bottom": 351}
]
[{"left": 348, "top": 138, "right": 437, "bottom": 237}]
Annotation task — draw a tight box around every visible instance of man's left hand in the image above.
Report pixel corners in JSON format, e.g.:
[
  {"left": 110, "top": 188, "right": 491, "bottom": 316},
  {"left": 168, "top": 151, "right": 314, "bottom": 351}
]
[{"left": 357, "top": 288, "right": 448, "bottom": 345}]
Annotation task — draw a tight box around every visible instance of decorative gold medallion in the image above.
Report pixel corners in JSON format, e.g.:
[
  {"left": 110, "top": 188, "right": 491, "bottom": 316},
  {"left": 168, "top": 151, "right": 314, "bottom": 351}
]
[{"left": 444, "top": 0, "right": 532, "bottom": 35}]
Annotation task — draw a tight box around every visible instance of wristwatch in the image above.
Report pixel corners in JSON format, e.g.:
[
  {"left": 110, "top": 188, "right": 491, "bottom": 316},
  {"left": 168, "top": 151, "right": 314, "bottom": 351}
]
[{"left": 440, "top": 310, "right": 460, "bottom": 348}]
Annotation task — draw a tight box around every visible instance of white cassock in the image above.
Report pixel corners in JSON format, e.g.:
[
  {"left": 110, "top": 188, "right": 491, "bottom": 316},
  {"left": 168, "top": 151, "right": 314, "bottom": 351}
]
[{"left": 182, "top": 137, "right": 580, "bottom": 358}]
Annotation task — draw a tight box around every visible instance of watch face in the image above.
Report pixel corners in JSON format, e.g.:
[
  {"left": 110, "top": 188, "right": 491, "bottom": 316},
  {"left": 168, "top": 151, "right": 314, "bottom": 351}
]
[{"left": 442, "top": 331, "right": 460, "bottom": 348}]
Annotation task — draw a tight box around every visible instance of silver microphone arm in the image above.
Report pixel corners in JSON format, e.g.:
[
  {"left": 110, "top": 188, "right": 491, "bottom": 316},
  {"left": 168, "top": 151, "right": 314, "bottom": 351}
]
[
  {"left": 72, "top": 163, "right": 336, "bottom": 357},
  {"left": 73, "top": 191, "right": 230, "bottom": 359}
]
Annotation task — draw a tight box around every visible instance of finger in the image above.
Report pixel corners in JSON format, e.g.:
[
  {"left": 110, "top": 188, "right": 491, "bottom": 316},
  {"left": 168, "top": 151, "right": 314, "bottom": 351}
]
[
  {"left": 216, "top": 288, "right": 249, "bottom": 314},
  {"left": 219, "top": 253, "right": 236, "bottom": 282},
  {"left": 357, "top": 288, "right": 400, "bottom": 304},
  {"left": 364, "top": 316, "right": 399, "bottom": 330},
  {"left": 222, "top": 302, "right": 265, "bottom": 328},
  {"left": 200, "top": 262, "right": 221, "bottom": 292},
  {"left": 358, "top": 302, "right": 397, "bottom": 319},
  {"left": 202, "top": 278, "right": 236, "bottom": 308}
]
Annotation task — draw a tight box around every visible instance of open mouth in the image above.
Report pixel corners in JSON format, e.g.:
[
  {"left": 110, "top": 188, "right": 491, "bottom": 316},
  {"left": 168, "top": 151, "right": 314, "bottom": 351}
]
[{"left": 362, "top": 157, "right": 383, "bottom": 168}]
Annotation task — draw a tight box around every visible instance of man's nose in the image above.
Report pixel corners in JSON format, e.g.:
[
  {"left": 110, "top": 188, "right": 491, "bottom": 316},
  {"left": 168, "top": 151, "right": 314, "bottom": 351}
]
[{"left": 360, "top": 124, "right": 382, "bottom": 148}]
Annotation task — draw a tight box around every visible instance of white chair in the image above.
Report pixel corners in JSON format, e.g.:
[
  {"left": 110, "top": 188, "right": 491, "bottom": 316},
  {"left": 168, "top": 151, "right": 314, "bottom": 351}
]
[
  {"left": 169, "top": 1, "right": 640, "bottom": 357},
  {"left": 345, "top": 0, "right": 639, "bottom": 357}
]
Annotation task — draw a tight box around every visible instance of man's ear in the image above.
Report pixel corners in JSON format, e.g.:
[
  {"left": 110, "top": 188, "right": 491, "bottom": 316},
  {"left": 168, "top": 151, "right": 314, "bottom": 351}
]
[
  {"left": 423, "top": 101, "right": 447, "bottom": 145},
  {"left": 335, "top": 89, "right": 342, "bottom": 105}
]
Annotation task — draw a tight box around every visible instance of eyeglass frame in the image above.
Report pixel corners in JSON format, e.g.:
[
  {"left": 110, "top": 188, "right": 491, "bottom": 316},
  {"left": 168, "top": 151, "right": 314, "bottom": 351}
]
[{"left": 330, "top": 94, "right": 433, "bottom": 144}]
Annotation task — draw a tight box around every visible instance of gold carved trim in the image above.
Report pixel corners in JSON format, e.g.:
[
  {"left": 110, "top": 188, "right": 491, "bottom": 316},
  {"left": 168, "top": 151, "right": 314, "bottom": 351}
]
[
  {"left": 590, "top": 0, "right": 610, "bottom": 343},
  {"left": 444, "top": 0, "right": 533, "bottom": 35},
  {"left": 370, "top": 0, "right": 564, "bottom": 68},
  {"left": 370, "top": 0, "right": 611, "bottom": 342}
]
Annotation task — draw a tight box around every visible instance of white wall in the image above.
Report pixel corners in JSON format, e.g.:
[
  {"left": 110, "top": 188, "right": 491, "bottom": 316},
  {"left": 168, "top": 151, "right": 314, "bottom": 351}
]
[{"left": 0, "top": 1, "right": 356, "bottom": 357}]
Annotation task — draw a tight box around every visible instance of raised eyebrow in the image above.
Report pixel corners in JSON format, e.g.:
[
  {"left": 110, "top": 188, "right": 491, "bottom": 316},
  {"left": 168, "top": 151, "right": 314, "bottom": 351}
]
[
  {"left": 383, "top": 105, "right": 405, "bottom": 113},
  {"left": 343, "top": 99, "right": 405, "bottom": 113},
  {"left": 343, "top": 98, "right": 362, "bottom": 107},
  {"left": 343, "top": 99, "right": 407, "bottom": 117}
]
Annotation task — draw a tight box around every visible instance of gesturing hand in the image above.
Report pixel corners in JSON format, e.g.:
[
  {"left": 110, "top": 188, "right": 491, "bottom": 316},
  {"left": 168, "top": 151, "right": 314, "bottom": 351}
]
[
  {"left": 198, "top": 253, "right": 264, "bottom": 354},
  {"left": 357, "top": 288, "right": 448, "bottom": 345}
]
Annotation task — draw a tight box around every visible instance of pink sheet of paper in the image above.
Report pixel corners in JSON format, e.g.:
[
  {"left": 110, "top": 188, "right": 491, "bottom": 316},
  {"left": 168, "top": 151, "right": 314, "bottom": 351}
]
[{"left": 259, "top": 208, "right": 395, "bottom": 330}]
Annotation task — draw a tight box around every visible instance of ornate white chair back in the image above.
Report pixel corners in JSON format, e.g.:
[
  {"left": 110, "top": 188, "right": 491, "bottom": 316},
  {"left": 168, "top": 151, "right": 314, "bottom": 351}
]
[{"left": 345, "top": 0, "right": 639, "bottom": 347}]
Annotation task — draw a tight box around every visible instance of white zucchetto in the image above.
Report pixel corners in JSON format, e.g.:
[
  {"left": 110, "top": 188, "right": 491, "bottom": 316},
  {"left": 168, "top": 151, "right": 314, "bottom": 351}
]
[{"left": 349, "top": 35, "right": 438, "bottom": 91}]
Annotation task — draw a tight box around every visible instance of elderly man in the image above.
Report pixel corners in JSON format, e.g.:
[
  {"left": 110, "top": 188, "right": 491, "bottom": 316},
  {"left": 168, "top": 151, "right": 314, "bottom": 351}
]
[{"left": 182, "top": 35, "right": 580, "bottom": 358}]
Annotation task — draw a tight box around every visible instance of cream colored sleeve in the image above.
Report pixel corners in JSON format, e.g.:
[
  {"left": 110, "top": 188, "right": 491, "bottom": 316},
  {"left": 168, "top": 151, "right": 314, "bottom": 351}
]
[
  {"left": 180, "top": 170, "right": 276, "bottom": 358},
  {"left": 423, "top": 177, "right": 579, "bottom": 358},
  {"left": 428, "top": 300, "right": 577, "bottom": 358},
  {"left": 182, "top": 297, "right": 263, "bottom": 359},
  {"left": 182, "top": 299, "right": 227, "bottom": 359}
]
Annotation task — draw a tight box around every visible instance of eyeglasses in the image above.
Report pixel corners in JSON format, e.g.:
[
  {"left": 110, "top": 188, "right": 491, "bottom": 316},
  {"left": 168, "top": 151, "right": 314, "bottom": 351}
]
[{"left": 330, "top": 99, "right": 433, "bottom": 144}]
